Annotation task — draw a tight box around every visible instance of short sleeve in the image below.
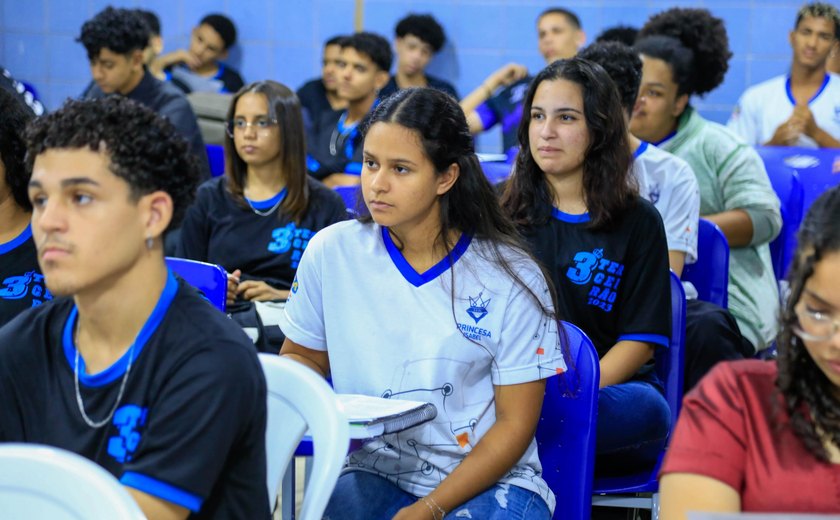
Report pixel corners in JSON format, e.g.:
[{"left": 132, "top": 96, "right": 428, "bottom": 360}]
[
  {"left": 492, "top": 267, "right": 566, "bottom": 386},
  {"left": 615, "top": 202, "right": 672, "bottom": 348},
  {"left": 726, "top": 92, "right": 761, "bottom": 146},
  {"left": 121, "top": 343, "right": 266, "bottom": 512},
  {"left": 662, "top": 164, "right": 700, "bottom": 263},
  {"left": 475, "top": 101, "right": 499, "bottom": 131},
  {"left": 280, "top": 230, "right": 328, "bottom": 350},
  {"left": 660, "top": 362, "right": 747, "bottom": 490}
]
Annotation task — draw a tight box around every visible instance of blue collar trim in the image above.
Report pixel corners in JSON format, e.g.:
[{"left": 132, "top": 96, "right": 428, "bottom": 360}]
[
  {"left": 0, "top": 224, "right": 32, "bottom": 254},
  {"left": 63, "top": 270, "right": 179, "bottom": 387},
  {"left": 381, "top": 226, "right": 472, "bottom": 287},
  {"left": 246, "top": 187, "right": 287, "bottom": 210},
  {"left": 651, "top": 131, "right": 676, "bottom": 147},
  {"left": 551, "top": 207, "right": 590, "bottom": 223},
  {"left": 634, "top": 141, "right": 650, "bottom": 159},
  {"left": 785, "top": 74, "right": 830, "bottom": 106}
]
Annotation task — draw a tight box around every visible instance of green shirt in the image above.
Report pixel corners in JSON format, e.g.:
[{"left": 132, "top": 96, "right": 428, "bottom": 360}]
[{"left": 660, "top": 107, "right": 781, "bottom": 350}]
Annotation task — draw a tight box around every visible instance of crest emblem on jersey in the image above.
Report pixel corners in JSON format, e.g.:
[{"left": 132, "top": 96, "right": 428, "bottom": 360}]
[
  {"left": 648, "top": 183, "right": 661, "bottom": 205},
  {"left": 466, "top": 292, "right": 490, "bottom": 323}
]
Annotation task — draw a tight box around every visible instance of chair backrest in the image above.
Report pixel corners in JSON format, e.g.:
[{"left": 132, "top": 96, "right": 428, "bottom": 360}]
[
  {"left": 536, "top": 321, "right": 600, "bottom": 520},
  {"left": 259, "top": 354, "right": 350, "bottom": 520},
  {"left": 480, "top": 160, "right": 514, "bottom": 184},
  {"left": 188, "top": 92, "right": 233, "bottom": 146},
  {"left": 682, "top": 219, "right": 730, "bottom": 308},
  {"left": 0, "top": 444, "right": 146, "bottom": 519},
  {"left": 756, "top": 146, "right": 809, "bottom": 280},
  {"left": 205, "top": 143, "right": 225, "bottom": 177},
  {"left": 165, "top": 257, "right": 227, "bottom": 312},
  {"left": 659, "top": 271, "right": 687, "bottom": 438},
  {"left": 334, "top": 185, "right": 361, "bottom": 215}
]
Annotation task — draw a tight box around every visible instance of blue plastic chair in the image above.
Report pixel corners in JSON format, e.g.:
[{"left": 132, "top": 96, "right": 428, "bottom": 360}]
[
  {"left": 681, "top": 219, "right": 730, "bottom": 308},
  {"left": 165, "top": 257, "right": 227, "bottom": 312},
  {"left": 333, "top": 185, "right": 361, "bottom": 215},
  {"left": 480, "top": 160, "right": 514, "bottom": 185},
  {"left": 206, "top": 144, "right": 225, "bottom": 177},
  {"left": 755, "top": 146, "right": 840, "bottom": 219},
  {"left": 591, "top": 271, "right": 686, "bottom": 518},
  {"left": 536, "top": 321, "right": 600, "bottom": 520},
  {"left": 756, "top": 147, "right": 808, "bottom": 280}
]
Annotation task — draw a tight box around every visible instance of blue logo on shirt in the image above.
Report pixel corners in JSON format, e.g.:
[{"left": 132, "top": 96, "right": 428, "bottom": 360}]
[
  {"left": 0, "top": 271, "right": 53, "bottom": 307},
  {"left": 108, "top": 405, "right": 148, "bottom": 463},
  {"left": 648, "top": 183, "right": 661, "bottom": 205},
  {"left": 566, "top": 249, "right": 625, "bottom": 313},
  {"left": 466, "top": 292, "right": 490, "bottom": 323},
  {"left": 267, "top": 223, "right": 314, "bottom": 268}
]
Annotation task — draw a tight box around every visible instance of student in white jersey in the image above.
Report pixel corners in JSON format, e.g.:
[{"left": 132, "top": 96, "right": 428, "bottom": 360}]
[
  {"left": 580, "top": 42, "right": 754, "bottom": 392},
  {"left": 280, "top": 87, "right": 565, "bottom": 520},
  {"left": 728, "top": 2, "right": 840, "bottom": 149}
]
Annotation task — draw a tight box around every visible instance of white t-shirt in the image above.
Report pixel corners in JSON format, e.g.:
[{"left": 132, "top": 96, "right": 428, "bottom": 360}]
[
  {"left": 632, "top": 141, "right": 700, "bottom": 264},
  {"left": 727, "top": 73, "right": 840, "bottom": 148},
  {"left": 282, "top": 220, "right": 565, "bottom": 513}
]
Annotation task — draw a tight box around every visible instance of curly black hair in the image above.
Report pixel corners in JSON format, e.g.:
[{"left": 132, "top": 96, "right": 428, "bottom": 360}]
[
  {"left": 595, "top": 25, "right": 639, "bottom": 46},
  {"left": 777, "top": 185, "right": 840, "bottom": 462},
  {"left": 134, "top": 9, "right": 160, "bottom": 37},
  {"left": 578, "top": 41, "right": 642, "bottom": 117},
  {"left": 24, "top": 96, "right": 199, "bottom": 230},
  {"left": 638, "top": 7, "right": 732, "bottom": 96},
  {"left": 0, "top": 88, "right": 35, "bottom": 212},
  {"left": 77, "top": 6, "right": 150, "bottom": 61},
  {"left": 341, "top": 32, "right": 393, "bottom": 72},
  {"left": 200, "top": 13, "right": 237, "bottom": 50},
  {"left": 395, "top": 14, "right": 446, "bottom": 53}
]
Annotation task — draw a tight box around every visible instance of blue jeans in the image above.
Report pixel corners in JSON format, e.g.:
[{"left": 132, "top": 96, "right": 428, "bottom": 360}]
[
  {"left": 595, "top": 379, "right": 671, "bottom": 475},
  {"left": 323, "top": 470, "right": 551, "bottom": 520}
]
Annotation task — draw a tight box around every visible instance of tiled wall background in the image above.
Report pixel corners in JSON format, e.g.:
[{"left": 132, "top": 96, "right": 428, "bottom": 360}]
[{"left": 2, "top": 0, "right": 837, "bottom": 152}]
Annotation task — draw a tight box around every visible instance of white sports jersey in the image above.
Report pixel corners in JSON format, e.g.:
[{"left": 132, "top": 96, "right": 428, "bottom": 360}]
[
  {"left": 632, "top": 141, "right": 700, "bottom": 264},
  {"left": 727, "top": 73, "right": 840, "bottom": 148},
  {"left": 282, "top": 220, "right": 564, "bottom": 513}
]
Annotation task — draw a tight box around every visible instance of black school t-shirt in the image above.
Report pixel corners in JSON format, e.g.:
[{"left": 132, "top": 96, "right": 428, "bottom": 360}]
[
  {"left": 179, "top": 176, "right": 347, "bottom": 291},
  {"left": 0, "top": 273, "right": 269, "bottom": 519},
  {"left": 522, "top": 198, "right": 671, "bottom": 359},
  {"left": 0, "top": 225, "right": 53, "bottom": 328}
]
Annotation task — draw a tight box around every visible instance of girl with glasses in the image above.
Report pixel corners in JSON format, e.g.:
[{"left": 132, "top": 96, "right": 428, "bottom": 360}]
[
  {"left": 660, "top": 185, "right": 840, "bottom": 516},
  {"left": 179, "top": 81, "right": 347, "bottom": 351}
]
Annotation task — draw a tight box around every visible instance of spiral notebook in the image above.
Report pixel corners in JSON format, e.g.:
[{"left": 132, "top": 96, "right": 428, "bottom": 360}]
[{"left": 337, "top": 394, "right": 438, "bottom": 438}]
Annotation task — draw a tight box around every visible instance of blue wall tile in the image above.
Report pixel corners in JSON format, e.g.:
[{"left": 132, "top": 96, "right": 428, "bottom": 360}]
[
  {"left": 4, "top": 0, "right": 47, "bottom": 32},
  {"left": 4, "top": 33, "right": 48, "bottom": 82},
  {"left": 46, "top": 0, "right": 91, "bottom": 34},
  {"left": 47, "top": 34, "right": 88, "bottom": 82}
]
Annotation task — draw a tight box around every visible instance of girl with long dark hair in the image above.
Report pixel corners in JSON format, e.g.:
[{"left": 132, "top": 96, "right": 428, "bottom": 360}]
[
  {"left": 281, "top": 87, "right": 565, "bottom": 519},
  {"left": 501, "top": 57, "right": 672, "bottom": 473}
]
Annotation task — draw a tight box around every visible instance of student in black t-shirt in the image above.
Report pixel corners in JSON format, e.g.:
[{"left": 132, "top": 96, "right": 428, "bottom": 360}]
[
  {"left": 500, "top": 58, "right": 672, "bottom": 474},
  {"left": 79, "top": 7, "right": 211, "bottom": 180},
  {"left": 0, "top": 89, "right": 52, "bottom": 328},
  {"left": 307, "top": 32, "right": 392, "bottom": 188},
  {"left": 151, "top": 13, "right": 245, "bottom": 94},
  {"left": 180, "top": 80, "right": 346, "bottom": 308},
  {"left": 134, "top": 9, "right": 164, "bottom": 73},
  {"left": 0, "top": 96, "right": 269, "bottom": 519},
  {"left": 297, "top": 36, "right": 348, "bottom": 131},
  {"left": 378, "top": 14, "right": 458, "bottom": 100}
]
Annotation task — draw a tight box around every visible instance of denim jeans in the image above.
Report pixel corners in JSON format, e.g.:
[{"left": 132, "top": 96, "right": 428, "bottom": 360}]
[
  {"left": 595, "top": 379, "right": 671, "bottom": 475},
  {"left": 322, "top": 470, "right": 551, "bottom": 520}
]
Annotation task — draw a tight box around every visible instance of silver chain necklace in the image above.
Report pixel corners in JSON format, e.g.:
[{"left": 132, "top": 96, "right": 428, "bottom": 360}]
[
  {"left": 74, "top": 330, "right": 137, "bottom": 429},
  {"left": 246, "top": 196, "right": 283, "bottom": 217}
]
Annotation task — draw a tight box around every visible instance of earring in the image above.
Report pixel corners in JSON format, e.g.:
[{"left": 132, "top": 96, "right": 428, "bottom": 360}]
[{"left": 146, "top": 236, "right": 153, "bottom": 250}]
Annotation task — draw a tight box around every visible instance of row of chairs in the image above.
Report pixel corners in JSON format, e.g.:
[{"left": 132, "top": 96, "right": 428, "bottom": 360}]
[{"left": 164, "top": 256, "right": 687, "bottom": 519}]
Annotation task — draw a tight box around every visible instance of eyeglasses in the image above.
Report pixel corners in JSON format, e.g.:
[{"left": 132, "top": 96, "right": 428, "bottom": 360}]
[
  {"left": 226, "top": 118, "right": 279, "bottom": 136},
  {"left": 793, "top": 303, "right": 840, "bottom": 341}
]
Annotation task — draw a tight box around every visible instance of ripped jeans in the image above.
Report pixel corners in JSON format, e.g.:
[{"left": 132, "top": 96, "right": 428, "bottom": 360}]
[{"left": 322, "top": 470, "right": 551, "bottom": 520}]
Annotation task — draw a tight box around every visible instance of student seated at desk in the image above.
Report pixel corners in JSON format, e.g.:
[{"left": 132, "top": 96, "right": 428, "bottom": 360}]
[
  {"left": 297, "top": 36, "right": 348, "bottom": 130},
  {"left": 0, "top": 88, "right": 52, "bottom": 327},
  {"left": 0, "top": 96, "right": 268, "bottom": 519},
  {"left": 179, "top": 80, "right": 346, "bottom": 350},
  {"left": 281, "top": 88, "right": 565, "bottom": 520},
  {"left": 500, "top": 58, "right": 672, "bottom": 475},
  {"left": 660, "top": 185, "right": 840, "bottom": 517}
]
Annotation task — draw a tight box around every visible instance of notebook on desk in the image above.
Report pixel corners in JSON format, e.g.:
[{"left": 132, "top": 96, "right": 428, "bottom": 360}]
[{"left": 337, "top": 394, "right": 437, "bottom": 438}]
